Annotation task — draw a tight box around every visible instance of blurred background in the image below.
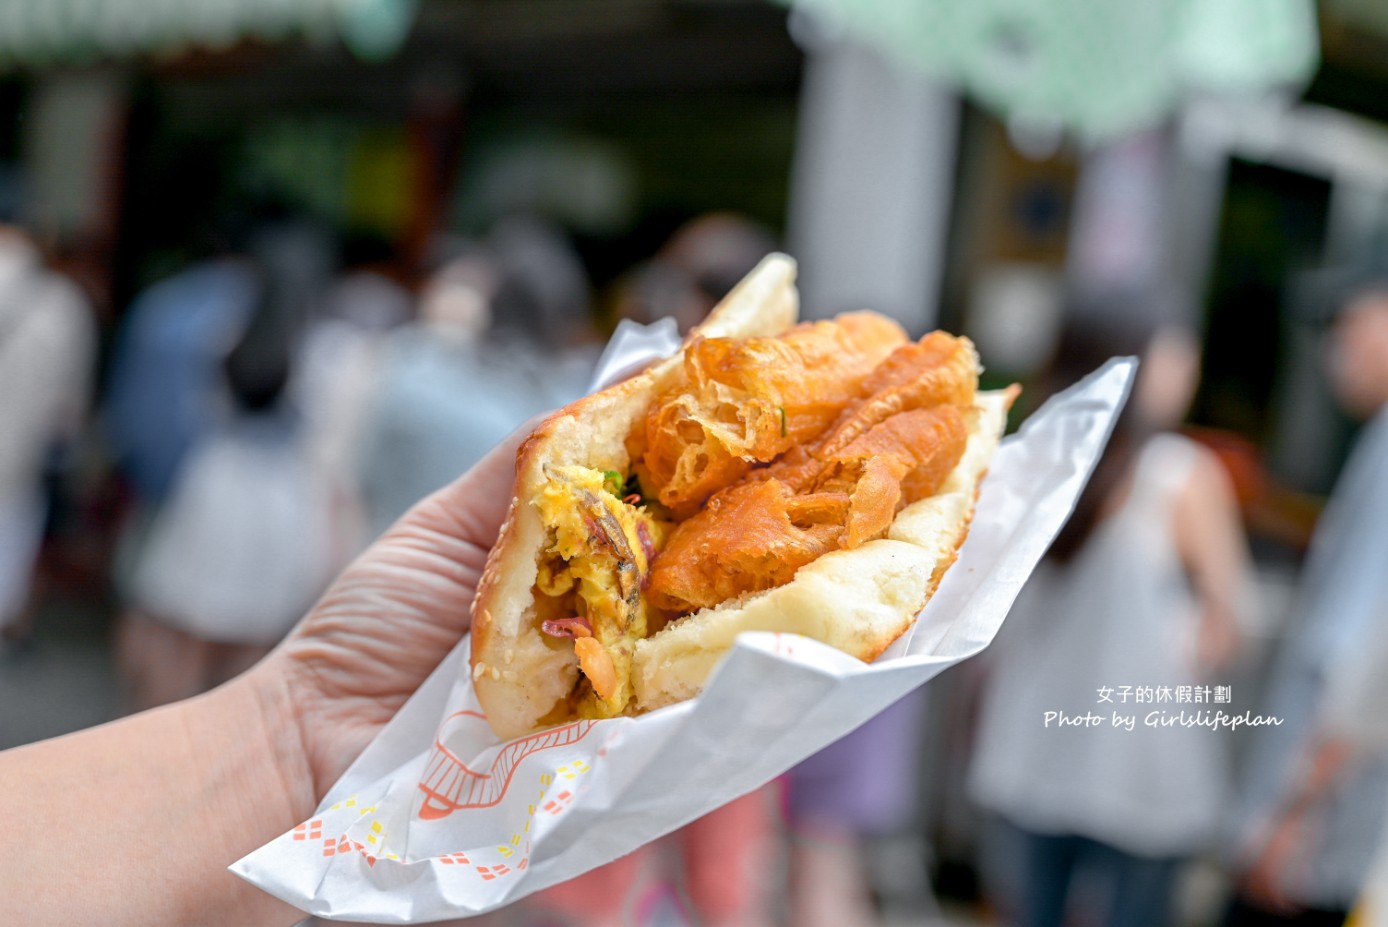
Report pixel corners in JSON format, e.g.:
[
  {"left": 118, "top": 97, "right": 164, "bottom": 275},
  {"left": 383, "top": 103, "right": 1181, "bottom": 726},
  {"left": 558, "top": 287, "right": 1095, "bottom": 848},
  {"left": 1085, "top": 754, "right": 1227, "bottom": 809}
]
[{"left": 6, "top": 1, "right": 1388, "bottom": 925}]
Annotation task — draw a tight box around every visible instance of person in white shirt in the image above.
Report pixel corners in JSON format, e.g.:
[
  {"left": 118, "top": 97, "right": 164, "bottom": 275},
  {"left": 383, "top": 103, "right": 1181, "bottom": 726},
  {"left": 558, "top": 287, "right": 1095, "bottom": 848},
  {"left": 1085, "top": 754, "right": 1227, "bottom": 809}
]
[
  {"left": 1238, "top": 280, "right": 1388, "bottom": 927},
  {"left": 0, "top": 224, "right": 95, "bottom": 648},
  {"left": 969, "top": 301, "right": 1252, "bottom": 927}
]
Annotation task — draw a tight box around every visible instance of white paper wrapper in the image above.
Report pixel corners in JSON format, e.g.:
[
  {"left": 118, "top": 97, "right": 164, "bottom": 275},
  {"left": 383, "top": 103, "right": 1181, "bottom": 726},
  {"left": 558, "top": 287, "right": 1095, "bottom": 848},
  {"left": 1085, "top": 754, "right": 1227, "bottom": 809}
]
[{"left": 233, "top": 323, "right": 1135, "bottom": 923}]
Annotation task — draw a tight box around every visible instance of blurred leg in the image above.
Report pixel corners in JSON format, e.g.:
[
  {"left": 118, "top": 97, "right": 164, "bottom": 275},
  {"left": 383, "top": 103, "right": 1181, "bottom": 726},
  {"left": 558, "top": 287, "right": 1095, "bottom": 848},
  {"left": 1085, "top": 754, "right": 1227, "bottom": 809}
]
[
  {"left": 0, "top": 490, "right": 45, "bottom": 645},
  {"left": 208, "top": 641, "right": 273, "bottom": 687},
  {"left": 114, "top": 611, "right": 212, "bottom": 711},
  {"left": 0, "top": 570, "right": 42, "bottom": 647},
  {"left": 977, "top": 814, "right": 1032, "bottom": 924},
  {"left": 1096, "top": 841, "right": 1179, "bottom": 927},
  {"left": 684, "top": 788, "right": 777, "bottom": 927},
  {"left": 787, "top": 823, "right": 875, "bottom": 927},
  {"left": 783, "top": 695, "right": 928, "bottom": 927},
  {"left": 528, "top": 845, "right": 652, "bottom": 926},
  {"left": 1015, "top": 827, "right": 1081, "bottom": 927}
]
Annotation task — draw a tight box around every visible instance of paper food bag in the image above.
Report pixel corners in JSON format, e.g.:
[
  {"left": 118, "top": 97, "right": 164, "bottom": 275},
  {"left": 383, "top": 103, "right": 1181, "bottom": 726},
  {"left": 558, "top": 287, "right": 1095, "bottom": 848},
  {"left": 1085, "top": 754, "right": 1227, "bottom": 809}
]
[{"left": 233, "top": 322, "right": 1134, "bottom": 923}]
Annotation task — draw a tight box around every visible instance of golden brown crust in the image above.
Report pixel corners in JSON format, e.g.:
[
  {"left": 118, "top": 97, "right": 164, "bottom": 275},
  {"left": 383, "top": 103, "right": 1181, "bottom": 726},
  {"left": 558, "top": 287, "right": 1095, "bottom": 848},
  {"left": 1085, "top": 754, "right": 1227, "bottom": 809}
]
[{"left": 470, "top": 253, "right": 1011, "bottom": 738}]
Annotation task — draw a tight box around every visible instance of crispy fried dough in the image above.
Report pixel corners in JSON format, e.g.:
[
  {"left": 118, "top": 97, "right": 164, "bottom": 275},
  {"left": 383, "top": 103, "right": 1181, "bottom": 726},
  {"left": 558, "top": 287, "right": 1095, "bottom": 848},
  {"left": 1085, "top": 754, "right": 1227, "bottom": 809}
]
[
  {"left": 637, "top": 312, "right": 906, "bottom": 518},
  {"left": 646, "top": 334, "right": 979, "bottom": 614}
]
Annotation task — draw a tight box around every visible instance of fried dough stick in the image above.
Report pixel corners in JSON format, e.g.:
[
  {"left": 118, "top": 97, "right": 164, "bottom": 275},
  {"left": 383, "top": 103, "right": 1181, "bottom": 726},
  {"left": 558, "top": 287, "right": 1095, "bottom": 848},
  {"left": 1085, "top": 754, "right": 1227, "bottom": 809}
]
[
  {"left": 648, "top": 333, "right": 978, "bottom": 614},
  {"left": 636, "top": 312, "right": 907, "bottom": 517}
]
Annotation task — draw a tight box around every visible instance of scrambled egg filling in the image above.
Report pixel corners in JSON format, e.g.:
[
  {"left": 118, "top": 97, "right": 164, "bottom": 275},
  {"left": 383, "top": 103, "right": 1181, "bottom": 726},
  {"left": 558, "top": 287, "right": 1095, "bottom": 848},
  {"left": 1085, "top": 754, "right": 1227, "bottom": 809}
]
[{"left": 534, "top": 465, "right": 666, "bottom": 719}]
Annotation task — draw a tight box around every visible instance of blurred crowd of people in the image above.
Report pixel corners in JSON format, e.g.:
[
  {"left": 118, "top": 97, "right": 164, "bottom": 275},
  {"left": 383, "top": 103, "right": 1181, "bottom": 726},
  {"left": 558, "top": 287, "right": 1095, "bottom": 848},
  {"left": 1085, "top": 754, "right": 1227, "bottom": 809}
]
[
  {"left": 5, "top": 189, "right": 1388, "bottom": 927},
  {"left": 963, "top": 280, "right": 1388, "bottom": 927},
  {"left": 96, "top": 212, "right": 605, "bottom": 708}
]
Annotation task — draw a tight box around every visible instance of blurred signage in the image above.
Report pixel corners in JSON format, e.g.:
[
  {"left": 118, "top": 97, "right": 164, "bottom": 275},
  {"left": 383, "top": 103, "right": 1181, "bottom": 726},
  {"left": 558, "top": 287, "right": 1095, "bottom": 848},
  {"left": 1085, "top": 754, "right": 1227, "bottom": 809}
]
[{"left": 0, "top": 0, "right": 417, "bottom": 67}]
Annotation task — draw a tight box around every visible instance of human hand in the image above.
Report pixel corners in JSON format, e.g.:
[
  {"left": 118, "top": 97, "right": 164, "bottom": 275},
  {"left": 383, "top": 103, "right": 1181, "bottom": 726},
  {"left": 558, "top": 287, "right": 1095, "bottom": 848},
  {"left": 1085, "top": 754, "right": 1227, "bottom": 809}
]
[
  {"left": 0, "top": 426, "right": 532, "bottom": 927},
  {"left": 1239, "top": 808, "right": 1310, "bottom": 916},
  {"left": 245, "top": 426, "right": 529, "bottom": 804}
]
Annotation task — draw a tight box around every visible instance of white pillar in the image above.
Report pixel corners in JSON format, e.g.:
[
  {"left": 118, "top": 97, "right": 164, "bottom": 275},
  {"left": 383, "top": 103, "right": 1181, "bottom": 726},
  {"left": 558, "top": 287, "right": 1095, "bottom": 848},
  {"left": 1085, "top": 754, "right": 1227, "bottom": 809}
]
[{"left": 787, "top": 33, "right": 959, "bottom": 332}]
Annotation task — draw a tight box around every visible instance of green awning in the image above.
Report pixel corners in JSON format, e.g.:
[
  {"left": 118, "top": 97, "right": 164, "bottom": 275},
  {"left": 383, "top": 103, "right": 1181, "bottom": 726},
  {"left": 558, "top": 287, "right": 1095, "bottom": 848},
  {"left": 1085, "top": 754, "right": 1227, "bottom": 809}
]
[
  {"left": 0, "top": 0, "right": 417, "bottom": 67},
  {"left": 780, "top": 0, "right": 1320, "bottom": 142}
]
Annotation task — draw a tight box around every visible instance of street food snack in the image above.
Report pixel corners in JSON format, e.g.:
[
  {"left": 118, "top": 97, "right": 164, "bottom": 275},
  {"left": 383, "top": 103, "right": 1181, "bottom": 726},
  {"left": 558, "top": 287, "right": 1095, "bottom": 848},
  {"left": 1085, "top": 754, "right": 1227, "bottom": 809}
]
[{"left": 471, "top": 254, "right": 1014, "bottom": 739}]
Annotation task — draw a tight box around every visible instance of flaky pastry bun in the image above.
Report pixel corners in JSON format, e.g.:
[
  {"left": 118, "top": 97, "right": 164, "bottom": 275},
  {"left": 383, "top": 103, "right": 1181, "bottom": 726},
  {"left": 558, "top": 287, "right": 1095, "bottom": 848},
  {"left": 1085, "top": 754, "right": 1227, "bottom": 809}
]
[{"left": 471, "top": 254, "right": 1013, "bottom": 739}]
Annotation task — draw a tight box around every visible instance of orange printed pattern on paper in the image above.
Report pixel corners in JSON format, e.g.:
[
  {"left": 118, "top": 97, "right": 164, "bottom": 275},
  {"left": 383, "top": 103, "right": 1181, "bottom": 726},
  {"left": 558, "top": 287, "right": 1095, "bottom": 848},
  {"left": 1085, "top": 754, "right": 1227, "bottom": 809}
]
[
  {"left": 293, "top": 820, "right": 323, "bottom": 842},
  {"left": 416, "top": 710, "right": 596, "bottom": 820},
  {"left": 543, "top": 791, "right": 574, "bottom": 815},
  {"left": 288, "top": 795, "right": 400, "bottom": 866},
  {"left": 426, "top": 756, "right": 594, "bottom": 878},
  {"left": 294, "top": 723, "right": 600, "bottom": 879}
]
